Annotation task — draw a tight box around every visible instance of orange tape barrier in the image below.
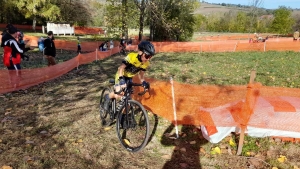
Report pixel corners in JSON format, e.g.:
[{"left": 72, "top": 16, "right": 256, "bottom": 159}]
[
  {"left": 0, "top": 47, "right": 119, "bottom": 94},
  {"left": 74, "top": 26, "right": 104, "bottom": 35},
  {"left": 132, "top": 77, "right": 300, "bottom": 140},
  {"left": 2, "top": 33, "right": 299, "bottom": 53},
  {"left": 1, "top": 36, "right": 300, "bottom": 143}
]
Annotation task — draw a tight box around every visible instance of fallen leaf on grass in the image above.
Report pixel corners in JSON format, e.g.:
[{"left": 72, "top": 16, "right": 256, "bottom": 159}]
[
  {"left": 200, "top": 147, "right": 206, "bottom": 154},
  {"left": 190, "top": 141, "right": 196, "bottom": 144},
  {"left": 229, "top": 138, "right": 236, "bottom": 146},
  {"left": 104, "top": 127, "right": 111, "bottom": 131},
  {"left": 245, "top": 151, "right": 256, "bottom": 156},
  {"left": 210, "top": 147, "right": 221, "bottom": 155},
  {"left": 76, "top": 139, "right": 83, "bottom": 143},
  {"left": 25, "top": 127, "right": 33, "bottom": 131},
  {"left": 277, "top": 155, "right": 287, "bottom": 163},
  {"left": 68, "top": 139, "right": 76, "bottom": 142},
  {"left": 40, "top": 130, "right": 48, "bottom": 134}
]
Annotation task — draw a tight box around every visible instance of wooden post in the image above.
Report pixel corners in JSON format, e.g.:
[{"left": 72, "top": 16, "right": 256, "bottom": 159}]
[
  {"left": 236, "top": 70, "right": 256, "bottom": 156},
  {"left": 96, "top": 48, "right": 98, "bottom": 61},
  {"left": 234, "top": 42, "right": 238, "bottom": 52}
]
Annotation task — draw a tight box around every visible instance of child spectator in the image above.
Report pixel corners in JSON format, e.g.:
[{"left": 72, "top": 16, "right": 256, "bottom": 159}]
[
  {"left": 77, "top": 36, "right": 81, "bottom": 53},
  {"left": 38, "top": 37, "right": 45, "bottom": 52},
  {"left": 110, "top": 39, "right": 114, "bottom": 49},
  {"left": 17, "top": 31, "right": 30, "bottom": 61}
]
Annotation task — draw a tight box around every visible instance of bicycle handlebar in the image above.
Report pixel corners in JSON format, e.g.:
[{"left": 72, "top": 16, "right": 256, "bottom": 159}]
[{"left": 114, "top": 82, "right": 149, "bottom": 96}]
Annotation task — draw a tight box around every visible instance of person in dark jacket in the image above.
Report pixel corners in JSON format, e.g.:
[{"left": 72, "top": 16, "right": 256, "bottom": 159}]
[
  {"left": 2, "top": 25, "right": 24, "bottom": 70},
  {"left": 1, "top": 24, "right": 14, "bottom": 47},
  {"left": 17, "top": 31, "right": 30, "bottom": 61},
  {"left": 43, "top": 31, "right": 56, "bottom": 66}
]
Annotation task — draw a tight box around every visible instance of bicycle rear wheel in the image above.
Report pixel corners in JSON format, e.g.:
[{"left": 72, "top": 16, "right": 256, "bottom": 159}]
[
  {"left": 116, "top": 100, "right": 150, "bottom": 152},
  {"left": 99, "top": 87, "right": 112, "bottom": 127}
]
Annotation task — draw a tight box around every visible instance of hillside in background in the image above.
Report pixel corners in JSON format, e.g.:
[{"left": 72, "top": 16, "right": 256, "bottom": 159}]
[
  {"left": 194, "top": 2, "right": 250, "bottom": 15},
  {"left": 195, "top": 2, "right": 300, "bottom": 16}
]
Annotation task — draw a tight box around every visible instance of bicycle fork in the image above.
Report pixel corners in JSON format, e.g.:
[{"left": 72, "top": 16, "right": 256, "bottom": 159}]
[{"left": 122, "top": 100, "right": 137, "bottom": 130}]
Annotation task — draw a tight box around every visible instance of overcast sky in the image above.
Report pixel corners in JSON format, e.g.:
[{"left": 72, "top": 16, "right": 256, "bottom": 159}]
[{"left": 203, "top": 0, "right": 300, "bottom": 9}]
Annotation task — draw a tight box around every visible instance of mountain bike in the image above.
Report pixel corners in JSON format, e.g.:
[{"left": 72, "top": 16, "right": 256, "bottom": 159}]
[{"left": 99, "top": 79, "right": 150, "bottom": 152}]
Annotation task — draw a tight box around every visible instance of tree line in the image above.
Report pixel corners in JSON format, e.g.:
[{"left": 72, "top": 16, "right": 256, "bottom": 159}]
[
  {"left": 200, "top": 6, "right": 300, "bottom": 35},
  {"left": 0, "top": 0, "right": 299, "bottom": 41}
]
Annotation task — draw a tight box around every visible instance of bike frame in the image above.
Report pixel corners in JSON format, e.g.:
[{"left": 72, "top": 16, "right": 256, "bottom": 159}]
[{"left": 110, "top": 81, "right": 147, "bottom": 127}]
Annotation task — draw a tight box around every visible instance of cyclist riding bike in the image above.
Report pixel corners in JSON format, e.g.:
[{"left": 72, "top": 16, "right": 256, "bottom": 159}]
[{"left": 103, "top": 41, "right": 155, "bottom": 110}]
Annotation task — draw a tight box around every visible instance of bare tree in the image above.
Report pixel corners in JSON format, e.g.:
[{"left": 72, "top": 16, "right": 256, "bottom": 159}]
[
  {"left": 133, "top": 0, "right": 149, "bottom": 41},
  {"left": 248, "top": 0, "right": 264, "bottom": 33}
]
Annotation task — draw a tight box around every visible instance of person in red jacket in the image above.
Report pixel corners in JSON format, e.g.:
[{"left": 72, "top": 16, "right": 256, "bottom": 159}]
[{"left": 2, "top": 25, "right": 23, "bottom": 70}]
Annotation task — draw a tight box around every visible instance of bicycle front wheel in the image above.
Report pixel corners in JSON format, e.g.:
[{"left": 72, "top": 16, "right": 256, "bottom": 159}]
[
  {"left": 99, "top": 87, "right": 112, "bottom": 127},
  {"left": 116, "top": 100, "right": 150, "bottom": 152}
]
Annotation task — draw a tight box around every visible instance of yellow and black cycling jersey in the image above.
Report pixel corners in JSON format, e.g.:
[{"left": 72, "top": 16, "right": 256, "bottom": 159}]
[{"left": 115, "top": 52, "right": 150, "bottom": 81}]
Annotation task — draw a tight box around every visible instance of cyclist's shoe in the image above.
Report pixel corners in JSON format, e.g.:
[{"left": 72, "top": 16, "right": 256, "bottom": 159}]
[{"left": 103, "top": 94, "right": 110, "bottom": 111}]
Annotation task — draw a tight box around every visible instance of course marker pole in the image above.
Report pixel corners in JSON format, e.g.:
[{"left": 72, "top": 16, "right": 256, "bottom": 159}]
[
  {"left": 237, "top": 70, "right": 256, "bottom": 155},
  {"left": 170, "top": 77, "right": 179, "bottom": 138},
  {"left": 96, "top": 48, "right": 98, "bottom": 61}
]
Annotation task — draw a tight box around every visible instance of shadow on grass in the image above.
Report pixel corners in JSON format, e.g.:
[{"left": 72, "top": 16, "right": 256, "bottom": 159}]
[{"left": 161, "top": 115, "right": 208, "bottom": 169}]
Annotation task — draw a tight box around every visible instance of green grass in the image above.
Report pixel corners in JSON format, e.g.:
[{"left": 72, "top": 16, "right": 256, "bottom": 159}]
[
  {"left": 1, "top": 48, "right": 300, "bottom": 168},
  {"left": 148, "top": 51, "right": 300, "bottom": 88}
]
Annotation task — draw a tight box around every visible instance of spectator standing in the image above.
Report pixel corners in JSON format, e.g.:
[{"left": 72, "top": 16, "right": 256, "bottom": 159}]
[
  {"left": 104, "top": 41, "right": 109, "bottom": 51},
  {"left": 119, "top": 36, "right": 126, "bottom": 54},
  {"left": 110, "top": 39, "right": 114, "bottom": 49},
  {"left": 38, "top": 37, "right": 45, "bottom": 52},
  {"left": 1, "top": 24, "right": 14, "bottom": 47},
  {"left": 293, "top": 29, "right": 299, "bottom": 41},
  {"left": 127, "top": 37, "right": 133, "bottom": 46},
  {"left": 2, "top": 25, "right": 23, "bottom": 70},
  {"left": 120, "top": 36, "right": 126, "bottom": 48},
  {"left": 44, "top": 31, "right": 56, "bottom": 66},
  {"left": 17, "top": 31, "right": 30, "bottom": 61},
  {"left": 77, "top": 36, "right": 81, "bottom": 53},
  {"left": 104, "top": 30, "right": 107, "bottom": 37},
  {"left": 99, "top": 41, "right": 108, "bottom": 51}
]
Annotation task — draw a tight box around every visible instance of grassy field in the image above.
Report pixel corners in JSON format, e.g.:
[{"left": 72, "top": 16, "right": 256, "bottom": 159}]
[{"left": 1, "top": 49, "right": 300, "bottom": 169}]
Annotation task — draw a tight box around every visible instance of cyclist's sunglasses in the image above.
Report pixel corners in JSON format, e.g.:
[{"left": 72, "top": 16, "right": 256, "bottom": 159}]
[{"left": 144, "top": 52, "right": 152, "bottom": 59}]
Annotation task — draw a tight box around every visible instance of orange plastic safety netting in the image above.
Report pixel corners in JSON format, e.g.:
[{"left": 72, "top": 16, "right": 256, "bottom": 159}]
[
  {"left": 0, "top": 47, "right": 120, "bottom": 94},
  {"left": 1, "top": 37, "right": 300, "bottom": 142},
  {"left": 132, "top": 77, "right": 300, "bottom": 142}
]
